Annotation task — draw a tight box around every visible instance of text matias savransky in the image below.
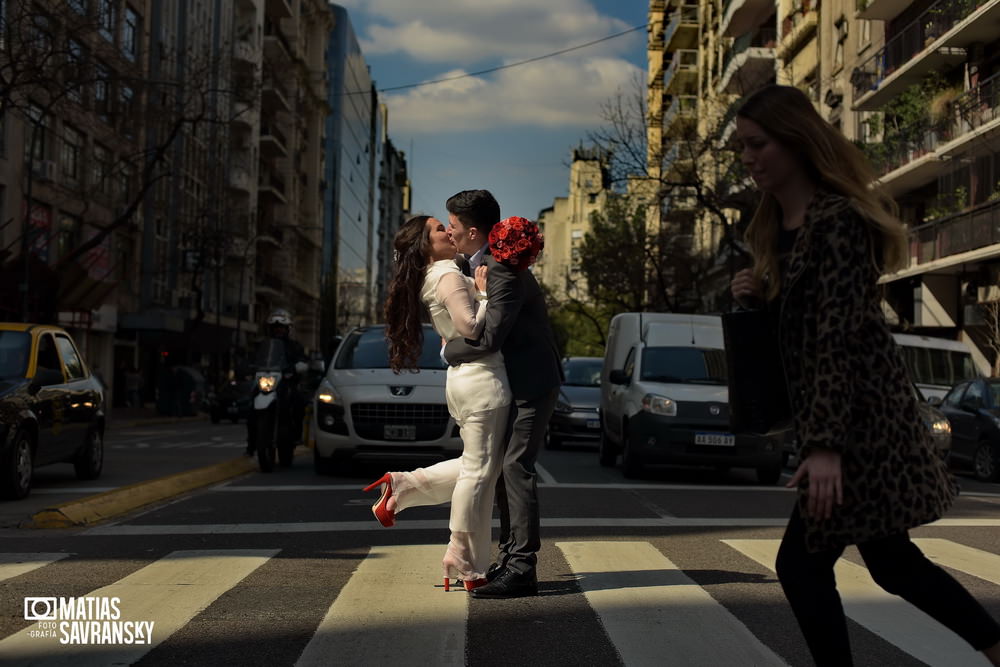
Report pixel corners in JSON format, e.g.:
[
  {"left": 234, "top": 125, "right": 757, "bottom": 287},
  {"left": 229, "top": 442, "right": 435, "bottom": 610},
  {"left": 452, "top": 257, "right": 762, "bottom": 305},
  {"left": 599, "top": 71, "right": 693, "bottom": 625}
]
[{"left": 23, "top": 596, "right": 155, "bottom": 645}]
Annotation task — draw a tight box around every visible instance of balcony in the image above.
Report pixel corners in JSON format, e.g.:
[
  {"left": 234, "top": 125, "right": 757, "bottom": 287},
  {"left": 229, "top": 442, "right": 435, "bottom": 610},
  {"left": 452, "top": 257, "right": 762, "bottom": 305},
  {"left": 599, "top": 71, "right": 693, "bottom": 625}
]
[
  {"left": 718, "top": 27, "right": 777, "bottom": 94},
  {"left": 228, "top": 165, "right": 253, "bottom": 193},
  {"left": 721, "top": 0, "right": 775, "bottom": 37},
  {"left": 264, "top": 20, "right": 293, "bottom": 63},
  {"left": 662, "top": 143, "right": 695, "bottom": 178},
  {"left": 664, "top": 49, "right": 698, "bottom": 95},
  {"left": 856, "top": 0, "right": 911, "bottom": 21},
  {"left": 777, "top": 0, "right": 817, "bottom": 61},
  {"left": 664, "top": 5, "right": 699, "bottom": 51},
  {"left": 258, "top": 171, "right": 287, "bottom": 204},
  {"left": 233, "top": 39, "right": 256, "bottom": 67},
  {"left": 231, "top": 100, "right": 257, "bottom": 128},
  {"left": 259, "top": 123, "right": 289, "bottom": 159},
  {"left": 905, "top": 199, "right": 1000, "bottom": 271},
  {"left": 851, "top": 0, "right": 998, "bottom": 111},
  {"left": 663, "top": 95, "right": 697, "bottom": 137},
  {"left": 651, "top": 0, "right": 666, "bottom": 11},
  {"left": 869, "top": 70, "right": 1000, "bottom": 195},
  {"left": 262, "top": 77, "right": 292, "bottom": 113}
]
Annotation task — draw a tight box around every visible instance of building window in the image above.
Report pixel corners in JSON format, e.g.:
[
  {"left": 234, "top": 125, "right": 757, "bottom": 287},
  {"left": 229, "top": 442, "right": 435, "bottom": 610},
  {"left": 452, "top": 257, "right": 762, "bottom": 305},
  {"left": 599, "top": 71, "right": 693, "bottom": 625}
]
[
  {"left": 858, "top": 19, "right": 871, "bottom": 51},
  {"left": 95, "top": 62, "right": 111, "bottom": 120},
  {"left": 588, "top": 193, "right": 597, "bottom": 204},
  {"left": 119, "top": 84, "right": 134, "bottom": 136},
  {"left": 68, "top": 0, "right": 87, "bottom": 14},
  {"left": 61, "top": 125, "right": 82, "bottom": 182},
  {"left": 56, "top": 214, "right": 80, "bottom": 260},
  {"left": 92, "top": 143, "right": 111, "bottom": 194},
  {"left": 67, "top": 39, "right": 87, "bottom": 103},
  {"left": 834, "top": 18, "right": 847, "bottom": 72},
  {"left": 571, "top": 229, "right": 584, "bottom": 239},
  {"left": 0, "top": 107, "right": 5, "bottom": 157},
  {"left": 98, "top": 0, "right": 117, "bottom": 42},
  {"left": 122, "top": 6, "right": 139, "bottom": 61},
  {"left": 25, "top": 104, "right": 49, "bottom": 163}
]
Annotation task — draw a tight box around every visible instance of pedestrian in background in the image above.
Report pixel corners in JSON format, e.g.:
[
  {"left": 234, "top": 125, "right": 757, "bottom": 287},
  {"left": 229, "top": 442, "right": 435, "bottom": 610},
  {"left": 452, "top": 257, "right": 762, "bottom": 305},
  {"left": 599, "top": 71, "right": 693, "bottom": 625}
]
[
  {"left": 730, "top": 85, "right": 1000, "bottom": 666},
  {"left": 125, "top": 365, "right": 143, "bottom": 408}
]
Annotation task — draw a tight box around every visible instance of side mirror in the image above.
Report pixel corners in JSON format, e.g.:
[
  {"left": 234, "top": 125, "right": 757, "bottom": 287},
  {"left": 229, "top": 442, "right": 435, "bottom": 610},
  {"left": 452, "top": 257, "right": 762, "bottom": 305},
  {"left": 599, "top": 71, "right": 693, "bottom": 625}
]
[
  {"left": 608, "top": 369, "right": 629, "bottom": 385},
  {"left": 926, "top": 396, "right": 943, "bottom": 407},
  {"left": 960, "top": 399, "right": 979, "bottom": 413},
  {"left": 29, "top": 367, "right": 64, "bottom": 393}
]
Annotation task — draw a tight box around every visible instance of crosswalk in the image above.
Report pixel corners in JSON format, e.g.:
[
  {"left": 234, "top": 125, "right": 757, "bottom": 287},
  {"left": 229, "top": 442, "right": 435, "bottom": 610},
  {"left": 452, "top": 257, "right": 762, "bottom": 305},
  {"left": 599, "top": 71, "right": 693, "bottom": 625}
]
[{"left": 1, "top": 538, "right": 997, "bottom": 666}]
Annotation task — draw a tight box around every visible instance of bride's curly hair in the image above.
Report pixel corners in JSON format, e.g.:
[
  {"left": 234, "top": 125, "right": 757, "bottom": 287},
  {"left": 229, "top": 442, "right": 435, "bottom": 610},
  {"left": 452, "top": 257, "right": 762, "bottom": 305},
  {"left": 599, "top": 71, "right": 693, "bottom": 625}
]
[{"left": 384, "top": 215, "right": 432, "bottom": 373}]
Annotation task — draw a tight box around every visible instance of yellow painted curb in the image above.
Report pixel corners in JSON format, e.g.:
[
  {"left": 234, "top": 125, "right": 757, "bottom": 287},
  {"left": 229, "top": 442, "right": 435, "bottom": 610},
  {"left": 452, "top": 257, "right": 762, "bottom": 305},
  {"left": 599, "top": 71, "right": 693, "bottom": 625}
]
[{"left": 28, "top": 456, "right": 258, "bottom": 529}]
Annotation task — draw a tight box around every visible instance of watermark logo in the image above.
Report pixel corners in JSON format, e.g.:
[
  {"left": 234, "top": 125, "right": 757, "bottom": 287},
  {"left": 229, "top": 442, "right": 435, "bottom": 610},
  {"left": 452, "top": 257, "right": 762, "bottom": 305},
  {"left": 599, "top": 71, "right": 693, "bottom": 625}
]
[{"left": 22, "top": 596, "right": 155, "bottom": 645}]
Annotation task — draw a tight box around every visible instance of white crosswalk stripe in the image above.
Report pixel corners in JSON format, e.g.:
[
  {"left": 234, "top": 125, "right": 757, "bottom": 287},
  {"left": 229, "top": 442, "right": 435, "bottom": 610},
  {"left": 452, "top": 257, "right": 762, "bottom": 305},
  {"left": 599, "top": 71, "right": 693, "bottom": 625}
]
[
  {"left": 0, "top": 538, "right": 997, "bottom": 665},
  {"left": 557, "top": 541, "right": 788, "bottom": 666},
  {"left": 0, "top": 549, "right": 277, "bottom": 666},
  {"left": 723, "top": 539, "right": 991, "bottom": 667},
  {"left": 297, "top": 545, "right": 465, "bottom": 666}
]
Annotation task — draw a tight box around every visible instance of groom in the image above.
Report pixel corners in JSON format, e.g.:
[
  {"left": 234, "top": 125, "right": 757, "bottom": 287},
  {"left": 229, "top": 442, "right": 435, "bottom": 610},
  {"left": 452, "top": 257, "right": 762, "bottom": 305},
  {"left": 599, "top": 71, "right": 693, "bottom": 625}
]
[{"left": 443, "top": 189, "right": 563, "bottom": 599}]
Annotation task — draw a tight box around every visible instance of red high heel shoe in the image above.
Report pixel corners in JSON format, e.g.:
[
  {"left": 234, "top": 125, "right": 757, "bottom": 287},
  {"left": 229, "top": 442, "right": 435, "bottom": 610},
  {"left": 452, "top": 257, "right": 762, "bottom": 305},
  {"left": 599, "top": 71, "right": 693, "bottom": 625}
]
[
  {"left": 443, "top": 578, "right": 488, "bottom": 592},
  {"left": 362, "top": 474, "right": 395, "bottom": 527}
]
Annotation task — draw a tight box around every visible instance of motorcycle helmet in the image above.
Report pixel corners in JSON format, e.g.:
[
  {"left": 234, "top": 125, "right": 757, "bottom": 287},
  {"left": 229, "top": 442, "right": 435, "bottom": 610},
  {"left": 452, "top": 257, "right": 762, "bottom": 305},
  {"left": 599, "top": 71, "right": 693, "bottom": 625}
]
[{"left": 267, "top": 308, "right": 293, "bottom": 327}]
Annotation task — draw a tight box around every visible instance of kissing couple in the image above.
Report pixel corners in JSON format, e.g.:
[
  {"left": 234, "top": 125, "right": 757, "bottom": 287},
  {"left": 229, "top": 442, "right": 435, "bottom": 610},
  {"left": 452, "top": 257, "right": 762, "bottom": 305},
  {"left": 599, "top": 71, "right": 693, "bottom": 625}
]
[{"left": 364, "top": 189, "right": 563, "bottom": 598}]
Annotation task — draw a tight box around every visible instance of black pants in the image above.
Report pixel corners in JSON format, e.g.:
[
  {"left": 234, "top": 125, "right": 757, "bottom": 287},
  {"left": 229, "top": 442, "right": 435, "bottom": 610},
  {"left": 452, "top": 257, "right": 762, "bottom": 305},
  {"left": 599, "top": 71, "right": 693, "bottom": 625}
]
[
  {"left": 776, "top": 505, "right": 1000, "bottom": 666},
  {"left": 494, "top": 387, "right": 559, "bottom": 576}
]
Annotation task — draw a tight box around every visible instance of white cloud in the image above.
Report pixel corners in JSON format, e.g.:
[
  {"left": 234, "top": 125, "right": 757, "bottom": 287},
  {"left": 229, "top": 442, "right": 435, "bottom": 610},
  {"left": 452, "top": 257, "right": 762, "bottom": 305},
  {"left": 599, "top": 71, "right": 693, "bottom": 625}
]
[
  {"left": 352, "top": 0, "right": 639, "bottom": 64},
  {"left": 383, "top": 56, "right": 644, "bottom": 134}
]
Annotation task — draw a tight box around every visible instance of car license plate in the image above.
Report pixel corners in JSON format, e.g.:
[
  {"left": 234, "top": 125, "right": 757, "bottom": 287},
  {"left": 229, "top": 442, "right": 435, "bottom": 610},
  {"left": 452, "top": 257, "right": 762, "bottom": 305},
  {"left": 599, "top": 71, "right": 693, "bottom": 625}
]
[
  {"left": 586, "top": 419, "right": 601, "bottom": 429},
  {"left": 695, "top": 432, "right": 735, "bottom": 446},
  {"left": 384, "top": 425, "right": 416, "bottom": 440},
  {"left": 227, "top": 406, "right": 238, "bottom": 414}
]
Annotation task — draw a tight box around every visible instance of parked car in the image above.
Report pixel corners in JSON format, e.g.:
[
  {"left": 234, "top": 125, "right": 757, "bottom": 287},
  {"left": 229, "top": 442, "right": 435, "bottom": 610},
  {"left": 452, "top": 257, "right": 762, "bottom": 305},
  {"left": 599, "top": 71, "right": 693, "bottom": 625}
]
[
  {"left": 892, "top": 333, "right": 986, "bottom": 401},
  {"left": 0, "top": 323, "right": 105, "bottom": 499},
  {"left": 312, "top": 325, "right": 462, "bottom": 474},
  {"left": 599, "top": 313, "right": 786, "bottom": 484},
  {"left": 546, "top": 357, "right": 603, "bottom": 449},
  {"left": 931, "top": 377, "right": 1000, "bottom": 482},
  {"left": 208, "top": 377, "right": 253, "bottom": 424}
]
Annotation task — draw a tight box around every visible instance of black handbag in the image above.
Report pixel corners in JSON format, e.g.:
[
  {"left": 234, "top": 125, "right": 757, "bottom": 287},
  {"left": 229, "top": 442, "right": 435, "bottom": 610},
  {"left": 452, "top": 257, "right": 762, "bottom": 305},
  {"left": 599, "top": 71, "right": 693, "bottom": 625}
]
[{"left": 721, "top": 309, "right": 791, "bottom": 435}]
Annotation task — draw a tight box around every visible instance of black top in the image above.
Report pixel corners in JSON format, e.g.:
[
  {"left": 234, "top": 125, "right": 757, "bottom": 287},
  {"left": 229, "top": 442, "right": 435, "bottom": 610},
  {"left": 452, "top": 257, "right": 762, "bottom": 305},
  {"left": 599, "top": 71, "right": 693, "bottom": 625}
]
[{"left": 777, "top": 225, "right": 800, "bottom": 282}]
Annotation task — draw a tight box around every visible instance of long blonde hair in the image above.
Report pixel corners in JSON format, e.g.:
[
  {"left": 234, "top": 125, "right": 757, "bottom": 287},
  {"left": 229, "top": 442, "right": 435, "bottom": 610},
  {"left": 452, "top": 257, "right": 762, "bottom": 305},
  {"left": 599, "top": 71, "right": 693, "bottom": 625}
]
[{"left": 738, "top": 85, "right": 907, "bottom": 300}]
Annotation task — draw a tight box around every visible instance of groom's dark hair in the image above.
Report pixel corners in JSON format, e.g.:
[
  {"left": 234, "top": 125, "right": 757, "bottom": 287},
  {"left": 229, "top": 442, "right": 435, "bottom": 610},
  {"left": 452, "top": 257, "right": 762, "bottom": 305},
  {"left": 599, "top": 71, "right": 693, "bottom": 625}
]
[{"left": 446, "top": 190, "right": 500, "bottom": 237}]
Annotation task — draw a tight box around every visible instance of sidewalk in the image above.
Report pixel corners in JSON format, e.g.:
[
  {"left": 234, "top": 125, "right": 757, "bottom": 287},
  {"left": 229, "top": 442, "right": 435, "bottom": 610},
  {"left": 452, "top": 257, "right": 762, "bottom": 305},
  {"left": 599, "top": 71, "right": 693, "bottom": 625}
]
[{"left": 108, "top": 404, "right": 208, "bottom": 429}]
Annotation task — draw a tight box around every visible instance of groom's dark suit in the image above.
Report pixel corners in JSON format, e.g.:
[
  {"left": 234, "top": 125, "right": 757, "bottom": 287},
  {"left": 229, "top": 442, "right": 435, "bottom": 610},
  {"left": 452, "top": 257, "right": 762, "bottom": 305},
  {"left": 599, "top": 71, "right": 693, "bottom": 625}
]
[{"left": 444, "top": 250, "right": 562, "bottom": 579}]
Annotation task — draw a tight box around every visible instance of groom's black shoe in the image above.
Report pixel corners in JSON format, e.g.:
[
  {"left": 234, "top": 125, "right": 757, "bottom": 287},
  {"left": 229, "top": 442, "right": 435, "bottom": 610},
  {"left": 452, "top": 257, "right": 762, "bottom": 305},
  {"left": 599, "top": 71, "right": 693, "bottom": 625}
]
[
  {"left": 485, "top": 562, "right": 504, "bottom": 583},
  {"left": 470, "top": 568, "right": 538, "bottom": 599}
]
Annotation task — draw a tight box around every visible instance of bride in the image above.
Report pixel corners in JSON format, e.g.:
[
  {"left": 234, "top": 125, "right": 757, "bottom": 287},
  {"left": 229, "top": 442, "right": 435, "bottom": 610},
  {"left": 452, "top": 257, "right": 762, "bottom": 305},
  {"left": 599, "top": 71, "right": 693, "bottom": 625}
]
[{"left": 367, "top": 214, "right": 511, "bottom": 591}]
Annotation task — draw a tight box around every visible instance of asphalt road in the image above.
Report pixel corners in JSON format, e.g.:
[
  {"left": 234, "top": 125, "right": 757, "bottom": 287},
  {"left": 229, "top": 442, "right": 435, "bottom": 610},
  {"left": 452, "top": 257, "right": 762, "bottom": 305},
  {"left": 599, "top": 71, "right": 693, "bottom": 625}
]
[{"left": 1, "top": 439, "right": 999, "bottom": 666}]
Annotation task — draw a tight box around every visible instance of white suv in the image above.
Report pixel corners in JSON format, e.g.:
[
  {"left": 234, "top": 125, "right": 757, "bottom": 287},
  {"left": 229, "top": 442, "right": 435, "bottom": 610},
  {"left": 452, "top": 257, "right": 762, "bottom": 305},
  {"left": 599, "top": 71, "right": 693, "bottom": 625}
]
[{"left": 312, "top": 325, "right": 462, "bottom": 474}]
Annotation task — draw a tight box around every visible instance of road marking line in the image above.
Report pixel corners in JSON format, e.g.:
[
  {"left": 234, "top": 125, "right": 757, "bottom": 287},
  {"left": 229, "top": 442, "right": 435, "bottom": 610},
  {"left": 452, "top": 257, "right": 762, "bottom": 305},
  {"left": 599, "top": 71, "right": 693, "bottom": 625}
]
[
  {"left": 913, "top": 539, "right": 1000, "bottom": 585},
  {"left": 0, "top": 553, "right": 71, "bottom": 583},
  {"left": 0, "top": 549, "right": 277, "bottom": 666},
  {"left": 535, "top": 463, "right": 558, "bottom": 485},
  {"left": 723, "top": 539, "right": 988, "bottom": 667},
  {"left": 557, "top": 541, "right": 787, "bottom": 666},
  {"left": 296, "top": 545, "right": 464, "bottom": 667}
]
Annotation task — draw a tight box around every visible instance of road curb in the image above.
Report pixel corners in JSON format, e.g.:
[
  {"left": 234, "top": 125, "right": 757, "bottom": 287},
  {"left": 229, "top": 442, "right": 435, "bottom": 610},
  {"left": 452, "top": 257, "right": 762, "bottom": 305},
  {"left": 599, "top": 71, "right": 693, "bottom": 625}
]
[{"left": 27, "top": 456, "right": 258, "bottom": 529}]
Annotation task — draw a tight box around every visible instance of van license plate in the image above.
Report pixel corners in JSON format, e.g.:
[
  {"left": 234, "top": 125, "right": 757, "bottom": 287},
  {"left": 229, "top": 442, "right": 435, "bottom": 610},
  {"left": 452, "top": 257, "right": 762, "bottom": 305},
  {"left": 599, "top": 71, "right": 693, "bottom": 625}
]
[
  {"left": 586, "top": 419, "right": 600, "bottom": 429},
  {"left": 695, "top": 433, "right": 735, "bottom": 446},
  {"left": 384, "top": 425, "right": 416, "bottom": 440}
]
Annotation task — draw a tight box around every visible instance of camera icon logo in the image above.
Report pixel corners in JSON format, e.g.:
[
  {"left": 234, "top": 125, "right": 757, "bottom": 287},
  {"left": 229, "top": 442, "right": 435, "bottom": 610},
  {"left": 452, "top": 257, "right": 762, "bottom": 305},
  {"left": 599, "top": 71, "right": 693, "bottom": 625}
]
[{"left": 24, "top": 597, "right": 58, "bottom": 621}]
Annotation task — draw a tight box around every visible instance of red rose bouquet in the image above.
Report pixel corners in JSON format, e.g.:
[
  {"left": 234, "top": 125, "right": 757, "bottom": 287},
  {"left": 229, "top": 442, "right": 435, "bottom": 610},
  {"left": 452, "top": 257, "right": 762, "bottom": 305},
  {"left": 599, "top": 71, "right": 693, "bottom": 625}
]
[{"left": 488, "top": 216, "right": 544, "bottom": 272}]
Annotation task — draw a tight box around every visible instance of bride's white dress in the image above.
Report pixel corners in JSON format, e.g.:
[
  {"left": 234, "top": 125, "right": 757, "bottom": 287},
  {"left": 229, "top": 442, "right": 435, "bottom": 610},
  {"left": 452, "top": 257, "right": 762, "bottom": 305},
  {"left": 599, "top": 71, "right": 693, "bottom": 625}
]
[{"left": 391, "top": 259, "right": 511, "bottom": 580}]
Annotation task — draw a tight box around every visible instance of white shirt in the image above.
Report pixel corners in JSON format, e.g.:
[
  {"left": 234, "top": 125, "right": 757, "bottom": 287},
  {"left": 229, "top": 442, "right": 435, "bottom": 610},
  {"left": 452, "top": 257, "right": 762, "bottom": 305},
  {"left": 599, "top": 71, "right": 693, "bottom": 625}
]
[{"left": 468, "top": 243, "right": 489, "bottom": 271}]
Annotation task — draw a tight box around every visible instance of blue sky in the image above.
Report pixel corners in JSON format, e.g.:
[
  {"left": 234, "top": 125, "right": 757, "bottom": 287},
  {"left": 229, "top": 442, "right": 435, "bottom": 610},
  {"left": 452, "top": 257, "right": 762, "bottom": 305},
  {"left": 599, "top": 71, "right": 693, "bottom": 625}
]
[{"left": 336, "top": 0, "right": 648, "bottom": 222}]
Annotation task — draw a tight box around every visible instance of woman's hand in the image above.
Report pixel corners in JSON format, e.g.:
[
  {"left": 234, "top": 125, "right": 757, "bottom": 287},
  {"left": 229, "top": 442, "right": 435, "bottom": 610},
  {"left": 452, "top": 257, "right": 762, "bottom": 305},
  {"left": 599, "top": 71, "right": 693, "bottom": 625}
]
[
  {"left": 787, "top": 449, "right": 843, "bottom": 520},
  {"left": 730, "top": 269, "right": 762, "bottom": 308},
  {"left": 474, "top": 265, "right": 488, "bottom": 293}
]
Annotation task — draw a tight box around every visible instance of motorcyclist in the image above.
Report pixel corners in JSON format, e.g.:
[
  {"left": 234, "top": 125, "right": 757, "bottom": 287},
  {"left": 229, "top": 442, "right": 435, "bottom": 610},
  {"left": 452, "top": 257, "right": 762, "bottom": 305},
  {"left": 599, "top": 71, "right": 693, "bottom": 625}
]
[{"left": 245, "top": 308, "right": 308, "bottom": 457}]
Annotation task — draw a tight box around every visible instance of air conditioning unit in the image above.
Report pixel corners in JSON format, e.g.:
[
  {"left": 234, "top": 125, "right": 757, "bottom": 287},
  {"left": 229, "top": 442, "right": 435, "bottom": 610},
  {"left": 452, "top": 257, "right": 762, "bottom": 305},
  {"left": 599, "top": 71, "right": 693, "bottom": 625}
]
[{"left": 33, "top": 160, "right": 57, "bottom": 182}]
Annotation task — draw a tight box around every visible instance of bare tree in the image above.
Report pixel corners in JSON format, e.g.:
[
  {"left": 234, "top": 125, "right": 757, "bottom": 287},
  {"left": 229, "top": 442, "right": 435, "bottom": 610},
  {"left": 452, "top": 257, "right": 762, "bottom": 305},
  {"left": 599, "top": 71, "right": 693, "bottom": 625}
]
[{"left": 979, "top": 300, "right": 1000, "bottom": 376}]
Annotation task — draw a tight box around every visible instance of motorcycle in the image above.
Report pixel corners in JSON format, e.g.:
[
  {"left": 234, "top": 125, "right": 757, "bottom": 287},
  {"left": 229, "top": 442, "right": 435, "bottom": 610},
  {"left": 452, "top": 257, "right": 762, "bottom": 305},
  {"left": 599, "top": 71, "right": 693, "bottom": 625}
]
[{"left": 251, "top": 338, "right": 306, "bottom": 472}]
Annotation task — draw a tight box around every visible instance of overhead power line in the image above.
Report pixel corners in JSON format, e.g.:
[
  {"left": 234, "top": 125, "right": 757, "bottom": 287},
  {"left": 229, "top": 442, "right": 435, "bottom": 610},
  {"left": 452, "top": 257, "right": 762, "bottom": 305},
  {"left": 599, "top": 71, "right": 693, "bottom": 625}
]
[{"left": 337, "top": 23, "right": 649, "bottom": 97}]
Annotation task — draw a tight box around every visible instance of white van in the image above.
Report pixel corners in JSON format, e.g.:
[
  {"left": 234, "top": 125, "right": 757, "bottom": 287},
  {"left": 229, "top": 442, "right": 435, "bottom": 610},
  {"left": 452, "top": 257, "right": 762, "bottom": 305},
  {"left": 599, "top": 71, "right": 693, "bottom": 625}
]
[
  {"left": 599, "top": 313, "right": 785, "bottom": 483},
  {"left": 891, "top": 333, "right": 987, "bottom": 401}
]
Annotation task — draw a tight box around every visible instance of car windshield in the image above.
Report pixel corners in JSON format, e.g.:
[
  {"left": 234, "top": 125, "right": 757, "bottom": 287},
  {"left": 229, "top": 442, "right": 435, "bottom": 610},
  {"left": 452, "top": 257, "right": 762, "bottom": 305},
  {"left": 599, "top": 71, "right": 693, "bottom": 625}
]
[
  {"left": 0, "top": 331, "right": 30, "bottom": 379},
  {"left": 563, "top": 358, "right": 602, "bottom": 386},
  {"left": 335, "top": 327, "right": 446, "bottom": 371},
  {"left": 640, "top": 347, "right": 727, "bottom": 385}
]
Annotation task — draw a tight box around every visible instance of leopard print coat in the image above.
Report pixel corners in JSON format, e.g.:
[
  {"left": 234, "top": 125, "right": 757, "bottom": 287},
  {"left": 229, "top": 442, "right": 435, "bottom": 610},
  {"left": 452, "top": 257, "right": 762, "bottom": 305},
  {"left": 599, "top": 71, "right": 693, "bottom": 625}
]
[{"left": 775, "top": 190, "right": 957, "bottom": 552}]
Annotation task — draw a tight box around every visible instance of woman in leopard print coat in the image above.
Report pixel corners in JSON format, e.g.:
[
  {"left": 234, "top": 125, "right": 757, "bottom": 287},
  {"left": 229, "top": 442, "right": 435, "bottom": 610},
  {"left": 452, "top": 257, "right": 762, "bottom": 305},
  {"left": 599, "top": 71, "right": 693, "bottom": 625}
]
[{"left": 731, "top": 85, "right": 1000, "bottom": 667}]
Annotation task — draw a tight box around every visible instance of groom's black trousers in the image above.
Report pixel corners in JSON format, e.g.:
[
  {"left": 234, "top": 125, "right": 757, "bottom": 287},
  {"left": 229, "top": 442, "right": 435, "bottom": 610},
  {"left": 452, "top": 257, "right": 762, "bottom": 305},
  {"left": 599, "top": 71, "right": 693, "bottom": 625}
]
[{"left": 494, "top": 387, "right": 560, "bottom": 576}]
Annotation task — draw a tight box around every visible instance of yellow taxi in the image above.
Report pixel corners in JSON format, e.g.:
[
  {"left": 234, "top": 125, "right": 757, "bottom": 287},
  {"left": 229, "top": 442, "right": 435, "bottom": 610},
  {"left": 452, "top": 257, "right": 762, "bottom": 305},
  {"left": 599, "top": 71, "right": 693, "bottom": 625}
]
[{"left": 0, "top": 323, "right": 105, "bottom": 499}]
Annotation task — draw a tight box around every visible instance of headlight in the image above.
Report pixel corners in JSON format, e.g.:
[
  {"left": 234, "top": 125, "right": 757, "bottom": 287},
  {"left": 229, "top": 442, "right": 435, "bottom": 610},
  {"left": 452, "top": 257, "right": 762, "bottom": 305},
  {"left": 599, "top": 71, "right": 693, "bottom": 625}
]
[
  {"left": 931, "top": 418, "right": 951, "bottom": 435},
  {"left": 554, "top": 400, "right": 572, "bottom": 413},
  {"left": 257, "top": 375, "right": 278, "bottom": 393},
  {"left": 316, "top": 383, "right": 341, "bottom": 405},
  {"left": 641, "top": 394, "right": 677, "bottom": 416}
]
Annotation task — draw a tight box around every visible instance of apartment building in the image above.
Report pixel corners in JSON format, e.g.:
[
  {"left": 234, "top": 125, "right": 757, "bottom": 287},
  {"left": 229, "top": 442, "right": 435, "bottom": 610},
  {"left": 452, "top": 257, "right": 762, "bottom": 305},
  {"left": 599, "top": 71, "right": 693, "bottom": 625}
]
[
  {"left": 535, "top": 148, "right": 611, "bottom": 300},
  {"left": 849, "top": 0, "right": 1000, "bottom": 369}
]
